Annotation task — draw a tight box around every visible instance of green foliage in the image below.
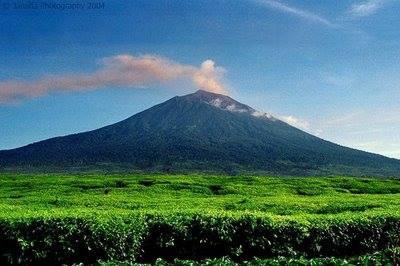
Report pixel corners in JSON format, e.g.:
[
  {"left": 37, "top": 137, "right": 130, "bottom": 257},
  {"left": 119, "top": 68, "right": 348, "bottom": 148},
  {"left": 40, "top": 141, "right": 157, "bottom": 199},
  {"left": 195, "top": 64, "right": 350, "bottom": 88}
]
[
  {"left": 113, "top": 248, "right": 399, "bottom": 265},
  {"left": 1, "top": 214, "right": 400, "bottom": 265},
  {"left": 0, "top": 173, "right": 400, "bottom": 264},
  {"left": 138, "top": 179, "right": 156, "bottom": 187},
  {"left": 115, "top": 179, "right": 129, "bottom": 188},
  {"left": 1, "top": 174, "right": 400, "bottom": 218},
  {"left": 0, "top": 216, "right": 146, "bottom": 265}
]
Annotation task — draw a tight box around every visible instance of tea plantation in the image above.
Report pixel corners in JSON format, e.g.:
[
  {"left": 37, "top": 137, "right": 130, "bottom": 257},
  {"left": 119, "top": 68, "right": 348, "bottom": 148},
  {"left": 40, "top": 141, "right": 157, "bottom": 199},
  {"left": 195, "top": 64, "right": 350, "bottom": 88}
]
[{"left": 1, "top": 173, "right": 400, "bottom": 265}]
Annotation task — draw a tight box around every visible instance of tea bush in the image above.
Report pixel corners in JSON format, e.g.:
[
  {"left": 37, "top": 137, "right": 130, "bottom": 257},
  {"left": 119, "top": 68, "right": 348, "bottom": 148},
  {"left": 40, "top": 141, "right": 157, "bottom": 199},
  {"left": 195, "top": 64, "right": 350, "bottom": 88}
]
[
  {"left": 1, "top": 214, "right": 400, "bottom": 265},
  {"left": 1, "top": 173, "right": 400, "bottom": 264}
]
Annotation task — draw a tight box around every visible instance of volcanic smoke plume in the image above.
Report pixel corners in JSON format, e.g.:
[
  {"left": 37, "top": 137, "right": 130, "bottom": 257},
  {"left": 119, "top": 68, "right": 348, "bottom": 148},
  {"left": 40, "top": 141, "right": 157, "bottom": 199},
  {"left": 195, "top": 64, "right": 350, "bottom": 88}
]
[{"left": 0, "top": 54, "right": 228, "bottom": 103}]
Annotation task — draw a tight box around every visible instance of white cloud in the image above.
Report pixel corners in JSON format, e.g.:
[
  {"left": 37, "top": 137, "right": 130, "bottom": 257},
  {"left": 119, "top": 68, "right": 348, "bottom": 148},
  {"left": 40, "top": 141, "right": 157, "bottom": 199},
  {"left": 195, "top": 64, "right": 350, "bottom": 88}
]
[
  {"left": 349, "top": 0, "right": 389, "bottom": 17},
  {"left": 251, "top": 110, "right": 318, "bottom": 134},
  {"left": 253, "top": 0, "right": 337, "bottom": 27},
  {"left": 0, "top": 54, "right": 228, "bottom": 103},
  {"left": 225, "top": 104, "right": 247, "bottom": 113},
  {"left": 279, "top": 115, "right": 311, "bottom": 131},
  {"left": 252, "top": 110, "right": 274, "bottom": 119},
  {"left": 209, "top": 98, "right": 222, "bottom": 108}
]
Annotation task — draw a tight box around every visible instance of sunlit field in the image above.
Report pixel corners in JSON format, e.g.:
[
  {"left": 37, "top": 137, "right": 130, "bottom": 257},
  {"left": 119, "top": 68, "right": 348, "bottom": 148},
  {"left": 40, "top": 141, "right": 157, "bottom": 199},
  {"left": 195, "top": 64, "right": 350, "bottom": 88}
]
[
  {"left": 1, "top": 173, "right": 400, "bottom": 218},
  {"left": 1, "top": 173, "right": 400, "bottom": 264}
]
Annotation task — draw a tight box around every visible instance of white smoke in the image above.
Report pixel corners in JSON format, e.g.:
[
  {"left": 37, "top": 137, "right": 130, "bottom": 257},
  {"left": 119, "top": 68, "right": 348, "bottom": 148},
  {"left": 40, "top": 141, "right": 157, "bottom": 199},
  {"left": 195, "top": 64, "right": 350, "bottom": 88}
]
[{"left": 0, "top": 54, "right": 228, "bottom": 103}]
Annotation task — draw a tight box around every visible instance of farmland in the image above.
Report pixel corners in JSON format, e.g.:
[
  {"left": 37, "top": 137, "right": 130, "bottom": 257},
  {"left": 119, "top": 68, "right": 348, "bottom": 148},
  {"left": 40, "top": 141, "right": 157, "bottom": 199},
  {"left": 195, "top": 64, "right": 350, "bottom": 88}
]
[{"left": 1, "top": 173, "right": 400, "bottom": 264}]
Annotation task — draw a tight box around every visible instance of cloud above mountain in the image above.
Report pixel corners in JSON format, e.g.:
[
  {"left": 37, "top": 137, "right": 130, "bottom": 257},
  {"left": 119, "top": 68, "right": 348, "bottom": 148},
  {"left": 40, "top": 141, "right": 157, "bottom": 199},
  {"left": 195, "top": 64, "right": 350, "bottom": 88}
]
[
  {"left": 0, "top": 54, "right": 227, "bottom": 103},
  {"left": 279, "top": 115, "right": 311, "bottom": 131},
  {"left": 253, "top": 0, "right": 337, "bottom": 28},
  {"left": 348, "top": 0, "right": 390, "bottom": 17}
]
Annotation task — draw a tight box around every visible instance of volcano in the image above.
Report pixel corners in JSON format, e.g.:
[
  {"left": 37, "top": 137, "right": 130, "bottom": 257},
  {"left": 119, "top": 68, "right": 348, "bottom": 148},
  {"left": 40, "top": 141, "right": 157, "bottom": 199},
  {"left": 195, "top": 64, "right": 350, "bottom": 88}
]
[{"left": 1, "top": 90, "right": 399, "bottom": 176}]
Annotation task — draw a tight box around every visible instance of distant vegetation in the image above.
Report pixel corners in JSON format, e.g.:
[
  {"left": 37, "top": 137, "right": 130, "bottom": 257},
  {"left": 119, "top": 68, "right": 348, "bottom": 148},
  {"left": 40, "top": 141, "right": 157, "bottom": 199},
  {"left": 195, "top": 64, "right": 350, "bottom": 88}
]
[{"left": 1, "top": 173, "right": 400, "bottom": 264}]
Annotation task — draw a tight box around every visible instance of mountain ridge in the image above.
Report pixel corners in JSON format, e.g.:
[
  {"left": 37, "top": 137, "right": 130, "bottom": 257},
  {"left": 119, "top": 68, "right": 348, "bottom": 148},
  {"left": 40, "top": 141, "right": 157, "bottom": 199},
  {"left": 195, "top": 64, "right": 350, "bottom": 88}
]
[{"left": 1, "top": 90, "right": 399, "bottom": 176}]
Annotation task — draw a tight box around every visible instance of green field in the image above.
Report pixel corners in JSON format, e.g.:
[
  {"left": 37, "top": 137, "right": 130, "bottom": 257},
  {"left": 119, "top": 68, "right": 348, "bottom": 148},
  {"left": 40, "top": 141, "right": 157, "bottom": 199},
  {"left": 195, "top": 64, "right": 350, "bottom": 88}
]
[
  {"left": 2, "top": 173, "right": 400, "bottom": 218},
  {"left": 1, "top": 173, "right": 400, "bottom": 265}
]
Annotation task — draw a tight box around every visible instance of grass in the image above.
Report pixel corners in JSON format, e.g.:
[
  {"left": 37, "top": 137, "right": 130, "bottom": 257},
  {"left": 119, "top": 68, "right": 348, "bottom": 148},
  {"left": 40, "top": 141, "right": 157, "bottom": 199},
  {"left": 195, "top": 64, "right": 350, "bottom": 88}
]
[{"left": 0, "top": 172, "right": 400, "bottom": 219}]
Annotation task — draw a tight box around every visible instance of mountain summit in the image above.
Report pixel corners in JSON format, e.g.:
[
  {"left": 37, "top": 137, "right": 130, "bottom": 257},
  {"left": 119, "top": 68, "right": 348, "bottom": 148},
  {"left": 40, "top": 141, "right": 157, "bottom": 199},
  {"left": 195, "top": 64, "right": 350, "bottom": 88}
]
[
  {"left": 185, "top": 90, "right": 255, "bottom": 113},
  {"left": 1, "top": 90, "right": 399, "bottom": 176}
]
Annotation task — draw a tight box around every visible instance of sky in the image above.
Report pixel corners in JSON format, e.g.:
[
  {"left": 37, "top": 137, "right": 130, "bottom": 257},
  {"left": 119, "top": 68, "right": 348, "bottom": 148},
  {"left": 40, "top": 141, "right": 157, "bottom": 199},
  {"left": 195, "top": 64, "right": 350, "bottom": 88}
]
[{"left": 0, "top": 0, "right": 399, "bottom": 158}]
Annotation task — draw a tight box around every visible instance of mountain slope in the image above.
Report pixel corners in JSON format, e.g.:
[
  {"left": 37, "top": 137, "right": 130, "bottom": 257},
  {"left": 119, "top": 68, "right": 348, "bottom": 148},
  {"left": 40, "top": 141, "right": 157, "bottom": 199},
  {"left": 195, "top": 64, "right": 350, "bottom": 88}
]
[{"left": 1, "top": 90, "right": 399, "bottom": 176}]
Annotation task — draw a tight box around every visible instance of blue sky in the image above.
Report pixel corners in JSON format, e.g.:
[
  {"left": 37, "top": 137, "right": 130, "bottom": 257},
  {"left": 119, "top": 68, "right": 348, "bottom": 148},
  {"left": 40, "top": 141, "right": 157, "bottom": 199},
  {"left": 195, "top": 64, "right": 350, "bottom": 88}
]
[{"left": 0, "top": 0, "right": 399, "bottom": 158}]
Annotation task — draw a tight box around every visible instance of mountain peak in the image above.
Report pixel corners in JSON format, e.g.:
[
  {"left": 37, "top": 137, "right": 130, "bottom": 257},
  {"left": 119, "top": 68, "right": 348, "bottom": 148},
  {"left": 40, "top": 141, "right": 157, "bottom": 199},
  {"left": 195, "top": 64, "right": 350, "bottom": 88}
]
[
  {"left": 181, "top": 90, "right": 277, "bottom": 120},
  {"left": 187, "top": 90, "right": 230, "bottom": 100},
  {"left": 1, "top": 89, "right": 400, "bottom": 176},
  {"left": 183, "top": 90, "right": 255, "bottom": 114}
]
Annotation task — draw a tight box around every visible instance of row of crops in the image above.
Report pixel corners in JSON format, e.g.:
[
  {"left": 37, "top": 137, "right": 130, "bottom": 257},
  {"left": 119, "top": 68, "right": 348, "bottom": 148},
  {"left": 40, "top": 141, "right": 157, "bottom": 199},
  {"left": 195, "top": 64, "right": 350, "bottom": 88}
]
[{"left": 1, "top": 213, "right": 400, "bottom": 265}]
